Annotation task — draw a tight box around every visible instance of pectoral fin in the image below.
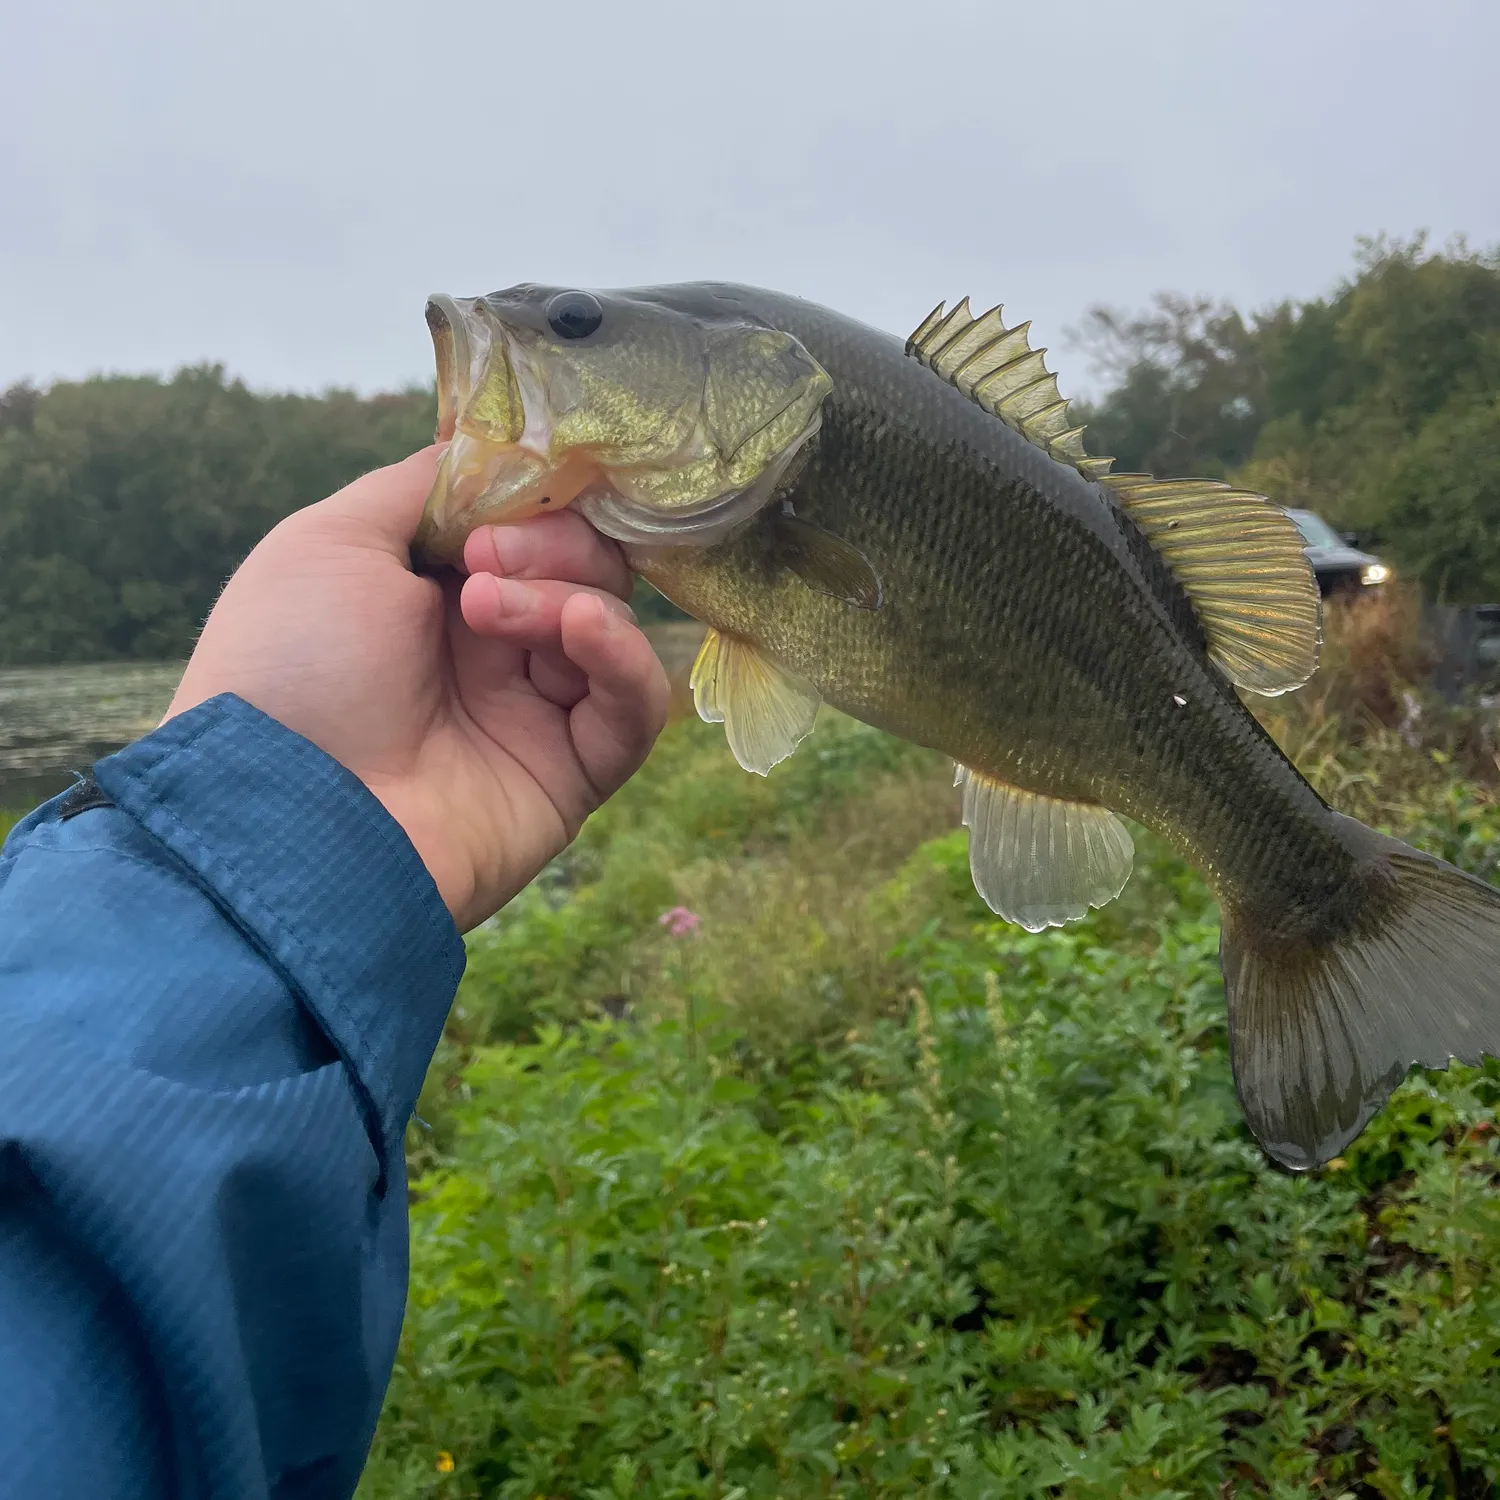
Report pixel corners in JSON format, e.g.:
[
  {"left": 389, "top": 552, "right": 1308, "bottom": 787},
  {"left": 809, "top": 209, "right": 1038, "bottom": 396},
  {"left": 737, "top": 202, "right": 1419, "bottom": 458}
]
[
  {"left": 956, "top": 766, "right": 1134, "bottom": 930},
  {"left": 774, "top": 513, "right": 884, "bottom": 610},
  {"left": 690, "top": 628, "right": 821, "bottom": 775}
]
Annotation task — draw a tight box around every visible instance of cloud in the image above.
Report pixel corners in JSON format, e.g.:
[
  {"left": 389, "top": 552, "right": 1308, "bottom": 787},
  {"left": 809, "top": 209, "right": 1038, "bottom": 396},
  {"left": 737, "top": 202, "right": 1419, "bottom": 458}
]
[{"left": 3, "top": 0, "right": 1497, "bottom": 396}]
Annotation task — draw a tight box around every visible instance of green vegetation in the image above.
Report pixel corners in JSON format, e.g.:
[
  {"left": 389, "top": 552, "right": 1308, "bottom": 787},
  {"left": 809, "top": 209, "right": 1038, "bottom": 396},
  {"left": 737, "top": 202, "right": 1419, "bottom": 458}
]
[
  {"left": 0, "top": 371, "right": 435, "bottom": 664},
  {"left": 6, "top": 237, "right": 1500, "bottom": 1492},
  {"left": 0, "top": 366, "right": 688, "bottom": 666},
  {"left": 359, "top": 595, "right": 1500, "bottom": 1498},
  {"left": 4, "top": 237, "right": 1496, "bottom": 667},
  {"left": 1074, "top": 236, "right": 1500, "bottom": 602}
]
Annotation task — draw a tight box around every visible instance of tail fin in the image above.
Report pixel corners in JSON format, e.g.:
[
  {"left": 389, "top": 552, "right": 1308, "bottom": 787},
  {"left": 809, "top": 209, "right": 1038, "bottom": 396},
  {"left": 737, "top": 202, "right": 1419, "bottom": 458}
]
[{"left": 1221, "top": 812, "right": 1500, "bottom": 1170}]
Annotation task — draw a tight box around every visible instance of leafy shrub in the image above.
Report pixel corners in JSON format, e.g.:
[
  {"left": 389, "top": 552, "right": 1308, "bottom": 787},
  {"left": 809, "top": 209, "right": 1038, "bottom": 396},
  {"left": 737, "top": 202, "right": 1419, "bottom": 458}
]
[
  {"left": 441, "top": 713, "right": 942, "bottom": 1049},
  {"left": 365, "top": 693, "right": 1500, "bottom": 1498}
]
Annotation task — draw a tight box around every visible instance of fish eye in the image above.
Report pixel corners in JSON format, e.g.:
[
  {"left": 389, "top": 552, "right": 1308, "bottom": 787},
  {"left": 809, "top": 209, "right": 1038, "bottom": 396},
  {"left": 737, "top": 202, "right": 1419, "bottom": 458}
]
[{"left": 545, "top": 291, "right": 603, "bottom": 340}]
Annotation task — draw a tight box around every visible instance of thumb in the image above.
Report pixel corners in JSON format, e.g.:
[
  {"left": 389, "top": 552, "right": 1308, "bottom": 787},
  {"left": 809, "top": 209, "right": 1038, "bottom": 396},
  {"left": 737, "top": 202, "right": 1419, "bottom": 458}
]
[{"left": 312, "top": 442, "right": 448, "bottom": 556}]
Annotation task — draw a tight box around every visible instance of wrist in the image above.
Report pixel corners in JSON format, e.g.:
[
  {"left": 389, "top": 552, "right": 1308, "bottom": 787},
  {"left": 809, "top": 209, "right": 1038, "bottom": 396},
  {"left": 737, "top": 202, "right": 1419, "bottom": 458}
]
[
  {"left": 90, "top": 695, "right": 466, "bottom": 1164},
  {"left": 362, "top": 778, "right": 484, "bottom": 932}
]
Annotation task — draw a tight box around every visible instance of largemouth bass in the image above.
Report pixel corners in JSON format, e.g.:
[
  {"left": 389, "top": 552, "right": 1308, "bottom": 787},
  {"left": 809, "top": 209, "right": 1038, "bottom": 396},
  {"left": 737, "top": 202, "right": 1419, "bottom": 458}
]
[{"left": 414, "top": 282, "right": 1500, "bottom": 1170}]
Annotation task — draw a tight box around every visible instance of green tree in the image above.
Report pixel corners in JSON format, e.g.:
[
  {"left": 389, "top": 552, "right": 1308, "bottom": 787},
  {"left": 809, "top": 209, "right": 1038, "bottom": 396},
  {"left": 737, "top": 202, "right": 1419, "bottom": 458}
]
[
  {"left": 0, "top": 369, "right": 434, "bottom": 663},
  {"left": 1074, "top": 236, "right": 1500, "bottom": 600},
  {"left": 1071, "top": 294, "right": 1264, "bottom": 477},
  {"left": 7, "top": 238, "right": 1500, "bottom": 664},
  {"left": 1376, "top": 393, "right": 1500, "bottom": 602}
]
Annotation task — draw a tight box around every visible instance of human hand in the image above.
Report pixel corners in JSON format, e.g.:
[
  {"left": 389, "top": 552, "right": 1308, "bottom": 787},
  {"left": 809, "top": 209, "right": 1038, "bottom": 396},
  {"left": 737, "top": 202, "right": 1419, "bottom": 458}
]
[{"left": 165, "top": 445, "right": 670, "bottom": 931}]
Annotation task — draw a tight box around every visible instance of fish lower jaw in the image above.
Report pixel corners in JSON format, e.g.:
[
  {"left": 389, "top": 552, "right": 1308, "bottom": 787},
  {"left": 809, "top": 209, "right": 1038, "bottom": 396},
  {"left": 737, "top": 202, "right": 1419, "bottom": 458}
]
[{"left": 416, "top": 438, "right": 601, "bottom": 564}]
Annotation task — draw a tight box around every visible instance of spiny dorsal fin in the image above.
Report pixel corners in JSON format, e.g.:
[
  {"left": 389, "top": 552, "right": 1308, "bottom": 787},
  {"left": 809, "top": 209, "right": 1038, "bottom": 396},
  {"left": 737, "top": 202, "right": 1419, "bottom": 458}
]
[
  {"left": 906, "top": 298, "right": 1090, "bottom": 466},
  {"left": 1100, "top": 473, "right": 1320, "bottom": 695},
  {"left": 907, "top": 299, "right": 1320, "bottom": 696}
]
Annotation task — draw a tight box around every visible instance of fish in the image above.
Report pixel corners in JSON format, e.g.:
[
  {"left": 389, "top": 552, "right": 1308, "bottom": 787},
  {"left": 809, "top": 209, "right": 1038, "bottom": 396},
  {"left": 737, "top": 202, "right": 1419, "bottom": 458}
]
[{"left": 414, "top": 281, "right": 1500, "bottom": 1171}]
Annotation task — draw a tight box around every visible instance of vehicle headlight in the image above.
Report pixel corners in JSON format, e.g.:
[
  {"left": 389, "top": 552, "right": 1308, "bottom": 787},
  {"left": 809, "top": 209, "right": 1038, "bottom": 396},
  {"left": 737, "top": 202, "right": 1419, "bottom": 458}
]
[{"left": 1361, "top": 562, "right": 1391, "bottom": 586}]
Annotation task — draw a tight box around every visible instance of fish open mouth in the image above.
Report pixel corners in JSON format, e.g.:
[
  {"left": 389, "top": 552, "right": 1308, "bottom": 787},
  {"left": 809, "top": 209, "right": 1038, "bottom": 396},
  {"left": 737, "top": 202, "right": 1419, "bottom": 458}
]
[
  {"left": 416, "top": 295, "right": 605, "bottom": 566},
  {"left": 425, "top": 294, "right": 472, "bottom": 444}
]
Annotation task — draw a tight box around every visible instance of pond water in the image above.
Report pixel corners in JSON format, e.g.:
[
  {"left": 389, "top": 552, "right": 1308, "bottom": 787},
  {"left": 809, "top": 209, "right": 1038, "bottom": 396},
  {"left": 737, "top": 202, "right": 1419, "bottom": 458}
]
[
  {"left": 0, "top": 661, "right": 184, "bottom": 809},
  {"left": 0, "top": 624, "right": 709, "bottom": 814}
]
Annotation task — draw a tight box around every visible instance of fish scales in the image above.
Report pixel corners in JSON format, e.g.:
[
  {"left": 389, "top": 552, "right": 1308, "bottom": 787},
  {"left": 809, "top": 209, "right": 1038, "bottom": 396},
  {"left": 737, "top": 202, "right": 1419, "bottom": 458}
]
[
  {"left": 632, "top": 287, "right": 1343, "bottom": 929},
  {"left": 414, "top": 280, "right": 1500, "bottom": 1170}
]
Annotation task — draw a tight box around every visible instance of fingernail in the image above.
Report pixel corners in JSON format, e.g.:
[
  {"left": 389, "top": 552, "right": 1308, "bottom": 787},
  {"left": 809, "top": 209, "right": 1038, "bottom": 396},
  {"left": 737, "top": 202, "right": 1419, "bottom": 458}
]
[
  {"left": 593, "top": 596, "right": 630, "bottom": 633},
  {"left": 602, "top": 595, "right": 637, "bottom": 624},
  {"left": 487, "top": 526, "right": 531, "bottom": 574},
  {"left": 491, "top": 577, "right": 534, "bottom": 614}
]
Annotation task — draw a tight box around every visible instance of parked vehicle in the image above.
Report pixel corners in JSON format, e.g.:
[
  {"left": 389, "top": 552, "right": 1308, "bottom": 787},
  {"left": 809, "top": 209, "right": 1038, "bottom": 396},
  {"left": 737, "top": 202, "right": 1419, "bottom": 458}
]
[
  {"left": 1285, "top": 509, "right": 1390, "bottom": 596},
  {"left": 1427, "top": 603, "right": 1500, "bottom": 701}
]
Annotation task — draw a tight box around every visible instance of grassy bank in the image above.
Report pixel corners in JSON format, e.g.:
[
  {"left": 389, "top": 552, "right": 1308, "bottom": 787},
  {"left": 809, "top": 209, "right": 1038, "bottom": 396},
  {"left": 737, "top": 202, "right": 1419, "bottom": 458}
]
[{"left": 360, "top": 591, "right": 1500, "bottom": 1499}]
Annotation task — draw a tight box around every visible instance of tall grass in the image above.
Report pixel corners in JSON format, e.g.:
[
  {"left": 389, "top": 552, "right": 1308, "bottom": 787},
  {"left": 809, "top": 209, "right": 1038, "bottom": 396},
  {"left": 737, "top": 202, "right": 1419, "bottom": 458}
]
[{"left": 1257, "top": 585, "right": 1500, "bottom": 876}]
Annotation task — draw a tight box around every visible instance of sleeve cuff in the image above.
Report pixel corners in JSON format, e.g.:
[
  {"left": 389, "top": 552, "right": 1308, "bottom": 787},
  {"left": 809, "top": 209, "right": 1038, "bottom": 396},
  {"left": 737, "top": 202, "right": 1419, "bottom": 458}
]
[{"left": 90, "top": 693, "right": 466, "bottom": 1181}]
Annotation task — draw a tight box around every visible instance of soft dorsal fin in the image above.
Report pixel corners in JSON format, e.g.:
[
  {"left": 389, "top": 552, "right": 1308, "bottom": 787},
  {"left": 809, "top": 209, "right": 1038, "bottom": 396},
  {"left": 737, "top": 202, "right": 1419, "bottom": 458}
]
[
  {"left": 1099, "top": 474, "right": 1320, "bottom": 694},
  {"left": 907, "top": 298, "right": 1320, "bottom": 695}
]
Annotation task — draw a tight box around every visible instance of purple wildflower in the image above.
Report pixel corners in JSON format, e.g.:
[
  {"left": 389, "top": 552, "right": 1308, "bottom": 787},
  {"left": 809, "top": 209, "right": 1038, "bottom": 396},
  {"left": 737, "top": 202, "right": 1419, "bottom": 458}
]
[{"left": 658, "top": 906, "right": 701, "bottom": 938}]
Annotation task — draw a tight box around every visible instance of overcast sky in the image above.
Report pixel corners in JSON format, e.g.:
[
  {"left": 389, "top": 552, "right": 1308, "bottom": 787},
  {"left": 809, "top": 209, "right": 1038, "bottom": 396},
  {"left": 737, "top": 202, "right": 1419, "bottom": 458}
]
[{"left": 3, "top": 0, "right": 1497, "bottom": 399}]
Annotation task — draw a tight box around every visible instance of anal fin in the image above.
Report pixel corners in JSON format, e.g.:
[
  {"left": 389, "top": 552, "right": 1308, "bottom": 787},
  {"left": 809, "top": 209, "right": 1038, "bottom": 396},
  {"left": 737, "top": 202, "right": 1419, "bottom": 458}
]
[
  {"left": 691, "top": 628, "right": 821, "bottom": 775},
  {"left": 957, "top": 766, "right": 1134, "bottom": 930}
]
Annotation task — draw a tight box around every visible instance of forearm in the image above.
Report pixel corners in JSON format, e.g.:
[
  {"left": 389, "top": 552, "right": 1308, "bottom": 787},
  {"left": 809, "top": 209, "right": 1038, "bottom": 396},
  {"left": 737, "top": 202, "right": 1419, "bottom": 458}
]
[{"left": 0, "top": 696, "right": 464, "bottom": 1499}]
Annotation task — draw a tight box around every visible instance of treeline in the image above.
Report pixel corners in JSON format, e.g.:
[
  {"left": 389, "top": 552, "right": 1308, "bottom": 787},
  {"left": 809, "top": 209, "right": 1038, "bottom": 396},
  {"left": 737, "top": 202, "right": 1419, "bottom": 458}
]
[
  {"left": 2, "top": 237, "right": 1498, "bottom": 665},
  {"left": 1074, "top": 235, "right": 1500, "bottom": 602},
  {"left": 0, "top": 371, "right": 436, "bottom": 664}
]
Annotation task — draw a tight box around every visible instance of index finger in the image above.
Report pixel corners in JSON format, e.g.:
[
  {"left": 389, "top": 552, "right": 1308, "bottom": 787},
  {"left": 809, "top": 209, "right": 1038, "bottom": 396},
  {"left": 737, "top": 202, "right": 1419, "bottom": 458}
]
[
  {"left": 463, "top": 510, "right": 634, "bottom": 601},
  {"left": 560, "top": 593, "right": 670, "bottom": 805}
]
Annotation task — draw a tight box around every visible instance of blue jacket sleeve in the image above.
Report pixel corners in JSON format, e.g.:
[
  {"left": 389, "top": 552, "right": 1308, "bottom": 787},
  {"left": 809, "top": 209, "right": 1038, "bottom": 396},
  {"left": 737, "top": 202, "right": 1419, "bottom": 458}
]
[{"left": 0, "top": 694, "right": 466, "bottom": 1500}]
